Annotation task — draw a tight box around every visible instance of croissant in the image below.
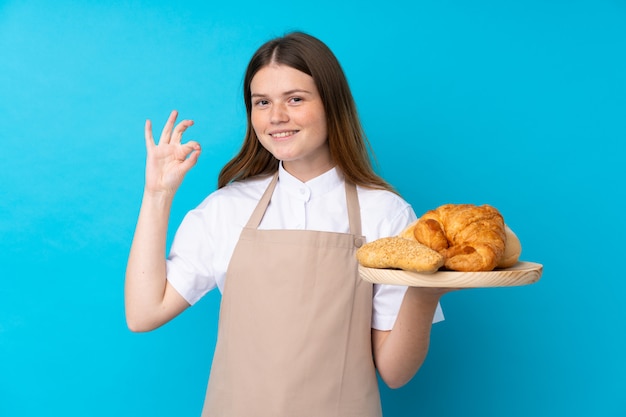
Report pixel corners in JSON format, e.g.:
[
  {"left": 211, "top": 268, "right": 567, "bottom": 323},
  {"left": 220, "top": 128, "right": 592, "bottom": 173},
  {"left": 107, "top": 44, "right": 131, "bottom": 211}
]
[{"left": 412, "top": 204, "right": 507, "bottom": 272}]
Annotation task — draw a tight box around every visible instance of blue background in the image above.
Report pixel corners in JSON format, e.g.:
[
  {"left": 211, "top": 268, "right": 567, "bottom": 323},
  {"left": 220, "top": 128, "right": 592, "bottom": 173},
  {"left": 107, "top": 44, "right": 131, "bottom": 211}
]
[{"left": 1, "top": 1, "right": 624, "bottom": 416}]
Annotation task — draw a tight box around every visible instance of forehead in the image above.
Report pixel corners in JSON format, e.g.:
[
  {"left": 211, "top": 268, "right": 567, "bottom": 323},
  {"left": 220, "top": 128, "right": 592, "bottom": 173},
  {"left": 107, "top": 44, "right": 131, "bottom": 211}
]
[{"left": 250, "top": 64, "right": 317, "bottom": 94}]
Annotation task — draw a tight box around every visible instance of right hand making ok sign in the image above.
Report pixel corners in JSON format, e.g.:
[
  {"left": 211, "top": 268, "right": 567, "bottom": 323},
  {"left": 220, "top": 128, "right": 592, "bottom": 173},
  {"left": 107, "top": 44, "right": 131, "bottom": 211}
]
[{"left": 143, "top": 110, "right": 201, "bottom": 197}]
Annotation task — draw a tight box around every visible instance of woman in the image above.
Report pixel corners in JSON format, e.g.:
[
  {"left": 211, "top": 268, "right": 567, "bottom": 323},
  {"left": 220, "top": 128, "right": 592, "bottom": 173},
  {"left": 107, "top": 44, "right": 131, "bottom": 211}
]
[{"left": 125, "top": 32, "right": 451, "bottom": 416}]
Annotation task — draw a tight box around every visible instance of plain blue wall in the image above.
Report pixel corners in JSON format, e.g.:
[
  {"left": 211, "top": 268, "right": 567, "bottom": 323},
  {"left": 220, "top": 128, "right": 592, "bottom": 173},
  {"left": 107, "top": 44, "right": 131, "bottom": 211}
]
[{"left": 1, "top": 0, "right": 624, "bottom": 416}]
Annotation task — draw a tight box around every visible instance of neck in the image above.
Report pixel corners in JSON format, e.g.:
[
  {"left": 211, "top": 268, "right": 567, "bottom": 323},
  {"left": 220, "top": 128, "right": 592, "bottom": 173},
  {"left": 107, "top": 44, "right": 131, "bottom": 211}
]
[{"left": 281, "top": 160, "right": 335, "bottom": 182}]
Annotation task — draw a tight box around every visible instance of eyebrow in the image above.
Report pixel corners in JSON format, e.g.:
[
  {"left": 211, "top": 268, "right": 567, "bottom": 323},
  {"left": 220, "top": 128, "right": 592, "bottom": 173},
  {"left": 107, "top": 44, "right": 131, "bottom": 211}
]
[{"left": 250, "top": 89, "right": 313, "bottom": 98}]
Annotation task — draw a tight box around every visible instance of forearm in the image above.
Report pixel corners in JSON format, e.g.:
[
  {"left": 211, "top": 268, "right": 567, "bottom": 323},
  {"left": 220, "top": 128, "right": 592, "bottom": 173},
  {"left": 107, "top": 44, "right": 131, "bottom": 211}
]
[
  {"left": 124, "top": 191, "right": 181, "bottom": 331},
  {"left": 373, "top": 287, "right": 442, "bottom": 388}
]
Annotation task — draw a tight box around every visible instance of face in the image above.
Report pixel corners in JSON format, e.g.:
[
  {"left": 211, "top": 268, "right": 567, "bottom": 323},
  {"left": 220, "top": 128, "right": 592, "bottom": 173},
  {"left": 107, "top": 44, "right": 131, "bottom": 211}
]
[{"left": 250, "top": 64, "right": 331, "bottom": 181}]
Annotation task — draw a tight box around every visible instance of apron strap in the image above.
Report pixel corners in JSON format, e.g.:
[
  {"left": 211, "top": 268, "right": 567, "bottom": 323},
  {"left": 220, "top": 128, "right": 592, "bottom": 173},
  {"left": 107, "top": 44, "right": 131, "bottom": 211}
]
[
  {"left": 246, "top": 172, "right": 279, "bottom": 229},
  {"left": 344, "top": 181, "right": 362, "bottom": 238}
]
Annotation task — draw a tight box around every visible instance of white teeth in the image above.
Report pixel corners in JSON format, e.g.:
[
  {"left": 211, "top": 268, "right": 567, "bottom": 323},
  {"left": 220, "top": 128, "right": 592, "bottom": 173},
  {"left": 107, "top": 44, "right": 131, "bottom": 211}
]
[{"left": 271, "top": 131, "right": 296, "bottom": 138}]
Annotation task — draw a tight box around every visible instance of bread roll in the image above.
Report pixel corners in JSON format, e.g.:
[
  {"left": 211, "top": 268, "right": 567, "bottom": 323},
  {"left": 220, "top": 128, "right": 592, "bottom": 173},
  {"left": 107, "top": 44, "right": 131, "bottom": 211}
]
[
  {"left": 496, "top": 225, "right": 522, "bottom": 268},
  {"left": 356, "top": 237, "right": 444, "bottom": 273},
  {"left": 397, "top": 220, "right": 419, "bottom": 241}
]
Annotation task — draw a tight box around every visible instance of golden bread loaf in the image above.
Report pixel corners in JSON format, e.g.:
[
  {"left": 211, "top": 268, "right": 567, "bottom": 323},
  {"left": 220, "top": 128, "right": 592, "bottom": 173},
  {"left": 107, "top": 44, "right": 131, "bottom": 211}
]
[
  {"left": 397, "top": 220, "right": 419, "bottom": 241},
  {"left": 496, "top": 225, "right": 522, "bottom": 268},
  {"left": 412, "top": 204, "right": 509, "bottom": 272},
  {"left": 356, "top": 237, "right": 444, "bottom": 273}
]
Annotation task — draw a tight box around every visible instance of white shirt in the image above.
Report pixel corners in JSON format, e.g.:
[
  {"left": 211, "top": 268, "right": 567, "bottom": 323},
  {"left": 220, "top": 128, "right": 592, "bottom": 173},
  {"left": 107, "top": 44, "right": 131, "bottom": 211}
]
[{"left": 166, "top": 164, "right": 444, "bottom": 330}]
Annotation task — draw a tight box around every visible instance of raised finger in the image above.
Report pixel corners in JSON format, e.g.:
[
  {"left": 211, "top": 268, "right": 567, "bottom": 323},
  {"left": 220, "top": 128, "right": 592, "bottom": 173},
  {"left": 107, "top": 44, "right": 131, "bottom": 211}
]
[
  {"left": 171, "top": 119, "right": 195, "bottom": 144},
  {"left": 158, "top": 110, "right": 179, "bottom": 145}
]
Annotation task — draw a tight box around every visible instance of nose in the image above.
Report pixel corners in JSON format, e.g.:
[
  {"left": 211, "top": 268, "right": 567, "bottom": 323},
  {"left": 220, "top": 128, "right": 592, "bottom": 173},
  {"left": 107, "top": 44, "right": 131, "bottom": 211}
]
[{"left": 270, "top": 103, "right": 289, "bottom": 124}]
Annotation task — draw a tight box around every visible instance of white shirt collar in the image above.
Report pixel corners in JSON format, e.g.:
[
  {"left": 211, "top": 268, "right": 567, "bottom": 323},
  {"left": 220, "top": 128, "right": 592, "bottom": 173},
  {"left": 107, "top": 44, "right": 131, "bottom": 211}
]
[{"left": 278, "top": 162, "right": 344, "bottom": 202}]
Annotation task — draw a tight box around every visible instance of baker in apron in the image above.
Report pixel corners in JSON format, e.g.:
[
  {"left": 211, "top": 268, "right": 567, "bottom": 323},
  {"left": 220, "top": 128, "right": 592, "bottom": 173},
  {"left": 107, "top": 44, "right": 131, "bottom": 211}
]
[
  {"left": 203, "top": 173, "right": 381, "bottom": 416},
  {"left": 125, "top": 31, "right": 447, "bottom": 417}
]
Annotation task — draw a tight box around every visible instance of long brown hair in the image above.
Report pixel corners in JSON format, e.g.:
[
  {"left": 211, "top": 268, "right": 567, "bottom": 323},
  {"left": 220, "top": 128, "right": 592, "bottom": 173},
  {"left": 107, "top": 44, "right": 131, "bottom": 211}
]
[{"left": 217, "top": 32, "right": 395, "bottom": 193}]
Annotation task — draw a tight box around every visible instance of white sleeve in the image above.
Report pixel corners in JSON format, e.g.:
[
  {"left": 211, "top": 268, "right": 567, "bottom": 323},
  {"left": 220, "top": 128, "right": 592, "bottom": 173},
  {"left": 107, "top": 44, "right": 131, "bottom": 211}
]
[
  {"left": 370, "top": 203, "right": 445, "bottom": 330},
  {"left": 372, "top": 284, "right": 407, "bottom": 330},
  {"left": 166, "top": 208, "right": 217, "bottom": 305},
  {"left": 371, "top": 285, "right": 445, "bottom": 330}
]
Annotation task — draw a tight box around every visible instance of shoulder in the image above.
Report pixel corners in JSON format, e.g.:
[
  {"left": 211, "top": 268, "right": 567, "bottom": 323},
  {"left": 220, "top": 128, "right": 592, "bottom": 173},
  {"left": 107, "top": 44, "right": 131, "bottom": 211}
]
[
  {"left": 356, "top": 186, "right": 417, "bottom": 240},
  {"left": 356, "top": 186, "right": 411, "bottom": 212}
]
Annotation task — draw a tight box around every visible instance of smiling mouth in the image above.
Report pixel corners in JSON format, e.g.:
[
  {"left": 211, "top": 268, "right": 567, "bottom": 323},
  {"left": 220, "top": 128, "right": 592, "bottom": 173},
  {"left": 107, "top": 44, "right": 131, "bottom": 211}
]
[{"left": 270, "top": 130, "right": 298, "bottom": 138}]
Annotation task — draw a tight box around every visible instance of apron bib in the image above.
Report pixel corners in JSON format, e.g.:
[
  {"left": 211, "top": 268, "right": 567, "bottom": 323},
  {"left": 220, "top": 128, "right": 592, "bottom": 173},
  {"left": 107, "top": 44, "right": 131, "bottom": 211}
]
[{"left": 202, "top": 173, "right": 382, "bottom": 417}]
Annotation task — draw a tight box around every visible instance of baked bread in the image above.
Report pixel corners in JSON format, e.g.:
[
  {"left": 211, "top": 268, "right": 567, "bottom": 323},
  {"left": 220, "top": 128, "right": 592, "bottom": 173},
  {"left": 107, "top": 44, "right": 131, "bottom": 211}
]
[
  {"left": 356, "top": 237, "right": 444, "bottom": 273},
  {"left": 412, "top": 204, "right": 507, "bottom": 272},
  {"left": 496, "top": 225, "right": 522, "bottom": 268},
  {"left": 397, "top": 219, "right": 419, "bottom": 241}
]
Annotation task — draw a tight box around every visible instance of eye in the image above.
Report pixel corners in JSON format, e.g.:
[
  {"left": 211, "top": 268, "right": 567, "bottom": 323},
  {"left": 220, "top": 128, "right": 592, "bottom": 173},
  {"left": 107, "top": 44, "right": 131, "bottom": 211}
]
[
  {"left": 254, "top": 99, "right": 270, "bottom": 107},
  {"left": 289, "top": 97, "right": 303, "bottom": 104}
]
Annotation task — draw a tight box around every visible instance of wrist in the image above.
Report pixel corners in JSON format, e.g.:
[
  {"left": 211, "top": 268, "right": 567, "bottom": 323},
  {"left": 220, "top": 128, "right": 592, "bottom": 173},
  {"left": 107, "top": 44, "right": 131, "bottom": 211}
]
[{"left": 141, "top": 188, "right": 175, "bottom": 208}]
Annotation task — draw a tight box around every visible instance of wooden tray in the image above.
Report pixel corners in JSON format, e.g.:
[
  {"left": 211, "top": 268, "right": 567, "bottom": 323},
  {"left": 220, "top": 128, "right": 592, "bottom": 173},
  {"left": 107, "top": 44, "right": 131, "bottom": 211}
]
[{"left": 359, "top": 261, "right": 543, "bottom": 288}]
